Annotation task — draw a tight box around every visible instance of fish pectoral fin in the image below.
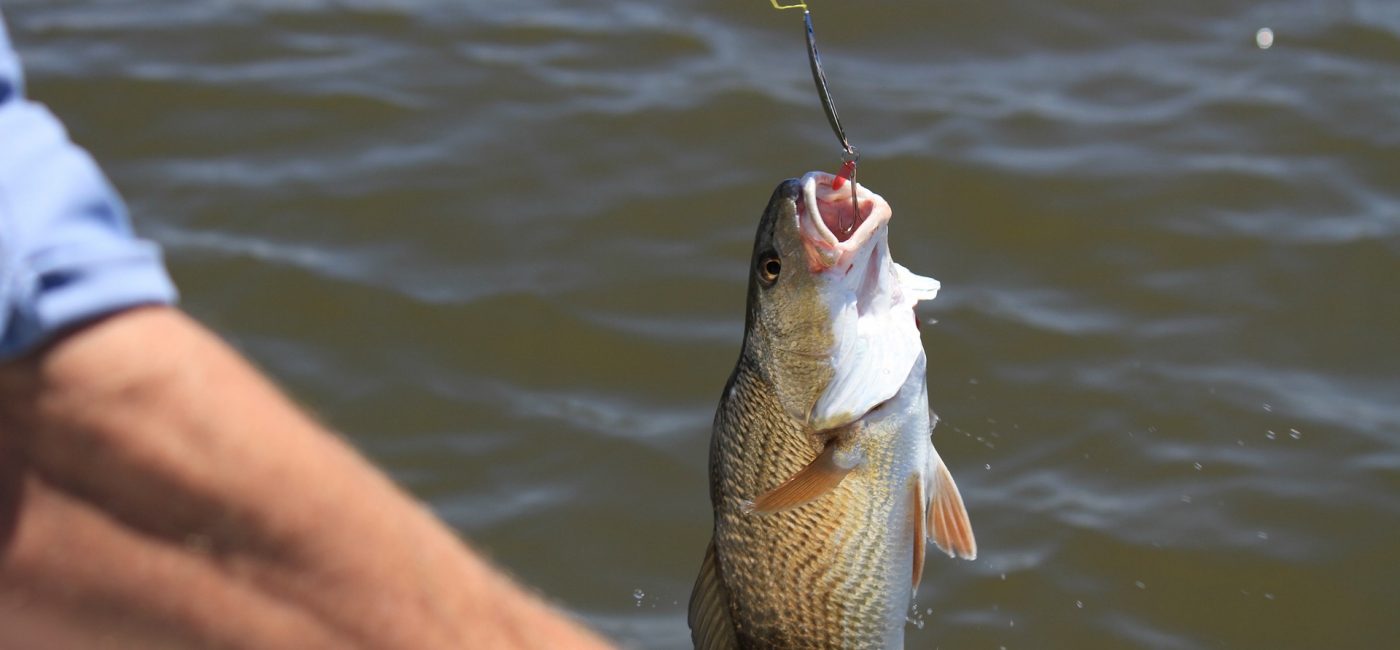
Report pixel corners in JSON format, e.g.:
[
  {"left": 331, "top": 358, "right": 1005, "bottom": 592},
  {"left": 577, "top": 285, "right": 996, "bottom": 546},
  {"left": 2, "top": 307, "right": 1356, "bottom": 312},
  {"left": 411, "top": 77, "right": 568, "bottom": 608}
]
[
  {"left": 689, "top": 540, "right": 740, "bottom": 650},
  {"left": 926, "top": 451, "right": 977, "bottom": 560},
  {"left": 744, "top": 440, "right": 856, "bottom": 515},
  {"left": 912, "top": 478, "right": 927, "bottom": 594}
]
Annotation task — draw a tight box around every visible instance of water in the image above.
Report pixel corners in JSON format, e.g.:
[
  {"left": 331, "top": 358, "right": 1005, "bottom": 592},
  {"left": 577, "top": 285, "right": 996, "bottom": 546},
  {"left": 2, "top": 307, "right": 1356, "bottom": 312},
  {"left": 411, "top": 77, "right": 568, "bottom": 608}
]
[{"left": 7, "top": 1, "right": 1399, "bottom": 647}]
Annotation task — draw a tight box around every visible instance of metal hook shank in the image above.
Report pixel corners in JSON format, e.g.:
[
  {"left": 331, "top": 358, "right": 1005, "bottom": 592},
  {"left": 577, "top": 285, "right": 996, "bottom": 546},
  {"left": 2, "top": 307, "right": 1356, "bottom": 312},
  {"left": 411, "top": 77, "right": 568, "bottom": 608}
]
[
  {"left": 775, "top": 2, "right": 863, "bottom": 218},
  {"left": 805, "top": 11, "right": 854, "bottom": 158},
  {"left": 801, "top": 10, "right": 862, "bottom": 220}
]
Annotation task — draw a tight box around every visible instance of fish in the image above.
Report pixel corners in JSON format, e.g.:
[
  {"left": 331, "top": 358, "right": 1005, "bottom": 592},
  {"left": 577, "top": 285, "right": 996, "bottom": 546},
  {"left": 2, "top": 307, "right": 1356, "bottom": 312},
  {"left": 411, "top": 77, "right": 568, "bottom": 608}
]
[{"left": 689, "top": 172, "right": 976, "bottom": 649}]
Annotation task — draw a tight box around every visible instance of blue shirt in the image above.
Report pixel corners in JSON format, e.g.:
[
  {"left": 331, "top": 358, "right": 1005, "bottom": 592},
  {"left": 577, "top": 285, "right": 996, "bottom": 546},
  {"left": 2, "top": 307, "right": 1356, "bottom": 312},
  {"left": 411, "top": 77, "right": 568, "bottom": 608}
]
[{"left": 0, "top": 10, "right": 177, "bottom": 360}]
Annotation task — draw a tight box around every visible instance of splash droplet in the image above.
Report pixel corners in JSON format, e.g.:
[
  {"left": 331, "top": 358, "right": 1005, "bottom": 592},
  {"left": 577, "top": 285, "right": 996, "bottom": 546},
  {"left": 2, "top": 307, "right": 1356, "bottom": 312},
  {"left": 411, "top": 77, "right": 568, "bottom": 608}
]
[
  {"left": 633, "top": 588, "right": 645, "bottom": 607},
  {"left": 1256, "top": 28, "right": 1274, "bottom": 49}
]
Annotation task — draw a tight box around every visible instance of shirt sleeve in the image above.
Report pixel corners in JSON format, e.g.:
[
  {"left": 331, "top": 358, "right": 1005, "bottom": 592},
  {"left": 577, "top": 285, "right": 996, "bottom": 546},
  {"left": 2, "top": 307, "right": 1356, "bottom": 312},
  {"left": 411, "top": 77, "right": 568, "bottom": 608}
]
[{"left": 0, "top": 10, "right": 178, "bottom": 360}]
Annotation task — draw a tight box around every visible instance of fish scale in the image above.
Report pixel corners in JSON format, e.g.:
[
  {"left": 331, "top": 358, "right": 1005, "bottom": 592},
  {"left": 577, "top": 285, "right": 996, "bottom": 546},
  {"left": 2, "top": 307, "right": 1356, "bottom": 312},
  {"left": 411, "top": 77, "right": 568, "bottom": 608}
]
[{"left": 711, "top": 359, "right": 912, "bottom": 647}]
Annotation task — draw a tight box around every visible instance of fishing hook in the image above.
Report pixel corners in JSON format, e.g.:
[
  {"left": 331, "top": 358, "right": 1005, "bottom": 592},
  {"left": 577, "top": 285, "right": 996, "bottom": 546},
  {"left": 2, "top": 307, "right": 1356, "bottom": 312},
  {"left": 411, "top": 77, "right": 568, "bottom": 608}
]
[{"left": 773, "top": 2, "right": 861, "bottom": 234}]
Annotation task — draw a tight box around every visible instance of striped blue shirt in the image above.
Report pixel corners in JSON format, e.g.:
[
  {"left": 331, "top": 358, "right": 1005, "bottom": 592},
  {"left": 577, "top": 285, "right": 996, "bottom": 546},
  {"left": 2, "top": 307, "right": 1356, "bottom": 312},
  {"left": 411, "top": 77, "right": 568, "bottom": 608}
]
[{"left": 0, "top": 10, "right": 177, "bottom": 359}]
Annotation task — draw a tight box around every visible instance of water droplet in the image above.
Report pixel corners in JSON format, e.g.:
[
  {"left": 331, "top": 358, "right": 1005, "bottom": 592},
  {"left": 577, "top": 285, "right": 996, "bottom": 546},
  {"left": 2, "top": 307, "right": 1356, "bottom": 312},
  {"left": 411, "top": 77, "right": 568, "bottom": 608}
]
[
  {"left": 1266, "top": 430, "right": 1277, "bottom": 440},
  {"left": 1289, "top": 428, "right": 1302, "bottom": 440},
  {"left": 1257, "top": 531, "right": 1269, "bottom": 540},
  {"left": 1194, "top": 462, "right": 1203, "bottom": 471},
  {"left": 1256, "top": 27, "right": 1274, "bottom": 49},
  {"left": 1009, "top": 619, "right": 1015, "bottom": 627},
  {"left": 1075, "top": 600, "right": 1084, "bottom": 609},
  {"left": 633, "top": 588, "right": 645, "bottom": 606},
  {"left": 1135, "top": 580, "right": 1147, "bottom": 590},
  {"left": 985, "top": 464, "right": 992, "bottom": 470},
  {"left": 1000, "top": 573, "right": 1007, "bottom": 581},
  {"left": 1262, "top": 403, "right": 1273, "bottom": 412},
  {"left": 1264, "top": 592, "right": 1276, "bottom": 600},
  {"left": 1181, "top": 495, "right": 1192, "bottom": 503}
]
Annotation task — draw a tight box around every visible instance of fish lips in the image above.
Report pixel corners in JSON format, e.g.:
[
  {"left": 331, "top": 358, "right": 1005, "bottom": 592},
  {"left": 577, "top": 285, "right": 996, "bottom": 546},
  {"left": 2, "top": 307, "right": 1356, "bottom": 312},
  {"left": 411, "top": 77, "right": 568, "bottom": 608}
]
[{"left": 796, "top": 171, "right": 893, "bottom": 274}]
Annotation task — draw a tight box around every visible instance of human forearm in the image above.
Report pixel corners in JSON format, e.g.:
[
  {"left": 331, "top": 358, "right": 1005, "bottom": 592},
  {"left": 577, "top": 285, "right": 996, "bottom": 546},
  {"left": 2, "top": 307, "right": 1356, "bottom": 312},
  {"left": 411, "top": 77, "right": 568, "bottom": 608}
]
[{"left": 0, "top": 306, "right": 611, "bottom": 649}]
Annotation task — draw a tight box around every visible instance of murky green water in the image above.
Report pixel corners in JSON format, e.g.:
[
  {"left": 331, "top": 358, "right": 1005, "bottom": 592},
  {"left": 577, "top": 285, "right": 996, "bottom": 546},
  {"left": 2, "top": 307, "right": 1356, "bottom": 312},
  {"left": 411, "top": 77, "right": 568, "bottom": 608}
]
[{"left": 7, "top": 1, "right": 1399, "bottom": 647}]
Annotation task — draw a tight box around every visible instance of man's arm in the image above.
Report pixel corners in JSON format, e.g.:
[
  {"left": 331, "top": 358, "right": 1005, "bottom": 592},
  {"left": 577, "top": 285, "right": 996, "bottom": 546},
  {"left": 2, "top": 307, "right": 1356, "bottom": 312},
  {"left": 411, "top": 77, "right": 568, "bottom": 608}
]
[
  {"left": 0, "top": 306, "right": 612, "bottom": 649},
  {"left": 0, "top": 11, "right": 610, "bottom": 648}
]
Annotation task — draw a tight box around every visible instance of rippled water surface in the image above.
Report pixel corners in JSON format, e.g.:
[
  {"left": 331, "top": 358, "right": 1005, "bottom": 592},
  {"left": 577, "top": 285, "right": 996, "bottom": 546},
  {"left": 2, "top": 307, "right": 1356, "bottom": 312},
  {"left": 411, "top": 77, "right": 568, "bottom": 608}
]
[{"left": 7, "top": 1, "right": 1399, "bottom": 647}]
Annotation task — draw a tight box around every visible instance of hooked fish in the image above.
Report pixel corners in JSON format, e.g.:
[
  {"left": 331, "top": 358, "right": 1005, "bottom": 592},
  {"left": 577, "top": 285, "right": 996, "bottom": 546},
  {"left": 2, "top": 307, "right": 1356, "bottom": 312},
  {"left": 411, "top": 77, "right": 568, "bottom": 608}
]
[{"left": 689, "top": 173, "right": 976, "bottom": 649}]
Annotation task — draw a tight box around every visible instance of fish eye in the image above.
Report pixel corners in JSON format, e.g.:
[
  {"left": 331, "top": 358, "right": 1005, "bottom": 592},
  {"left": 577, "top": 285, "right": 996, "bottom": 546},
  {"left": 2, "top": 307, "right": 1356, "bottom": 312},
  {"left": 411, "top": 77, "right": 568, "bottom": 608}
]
[{"left": 759, "top": 254, "right": 782, "bottom": 284}]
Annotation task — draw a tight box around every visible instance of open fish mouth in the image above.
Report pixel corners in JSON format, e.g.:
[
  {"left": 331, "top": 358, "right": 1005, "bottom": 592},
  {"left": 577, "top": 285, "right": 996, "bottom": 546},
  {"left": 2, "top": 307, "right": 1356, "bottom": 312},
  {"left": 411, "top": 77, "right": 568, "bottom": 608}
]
[{"left": 796, "top": 171, "right": 893, "bottom": 272}]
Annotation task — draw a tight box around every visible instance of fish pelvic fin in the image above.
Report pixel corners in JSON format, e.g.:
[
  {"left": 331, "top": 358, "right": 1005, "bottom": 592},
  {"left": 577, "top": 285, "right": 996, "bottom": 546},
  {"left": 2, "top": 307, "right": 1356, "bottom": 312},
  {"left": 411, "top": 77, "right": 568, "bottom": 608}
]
[
  {"left": 689, "top": 540, "right": 740, "bottom": 650},
  {"left": 926, "top": 447, "right": 977, "bottom": 560},
  {"left": 744, "top": 438, "right": 856, "bottom": 515},
  {"left": 912, "top": 478, "right": 927, "bottom": 594}
]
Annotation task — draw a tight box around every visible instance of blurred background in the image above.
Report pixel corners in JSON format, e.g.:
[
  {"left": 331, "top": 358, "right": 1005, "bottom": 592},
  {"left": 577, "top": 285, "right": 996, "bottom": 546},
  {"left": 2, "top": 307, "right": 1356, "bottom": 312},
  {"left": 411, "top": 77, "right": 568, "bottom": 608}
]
[{"left": 6, "top": 0, "right": 1398, "bottom": 647}]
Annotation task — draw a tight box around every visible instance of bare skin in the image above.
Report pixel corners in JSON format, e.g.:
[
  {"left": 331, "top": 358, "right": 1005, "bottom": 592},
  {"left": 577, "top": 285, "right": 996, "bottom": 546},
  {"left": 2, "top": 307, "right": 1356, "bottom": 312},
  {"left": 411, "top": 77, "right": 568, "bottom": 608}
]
[{"left": 0, "top": 306, "right": 613, "bottom": 649}]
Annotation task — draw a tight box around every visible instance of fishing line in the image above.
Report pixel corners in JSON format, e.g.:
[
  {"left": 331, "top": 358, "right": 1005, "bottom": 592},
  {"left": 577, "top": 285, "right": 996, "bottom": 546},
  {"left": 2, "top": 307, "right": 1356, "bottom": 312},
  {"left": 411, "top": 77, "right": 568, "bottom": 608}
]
[{"left": 771, "top": 1, "right": 861, "bottom": 231}]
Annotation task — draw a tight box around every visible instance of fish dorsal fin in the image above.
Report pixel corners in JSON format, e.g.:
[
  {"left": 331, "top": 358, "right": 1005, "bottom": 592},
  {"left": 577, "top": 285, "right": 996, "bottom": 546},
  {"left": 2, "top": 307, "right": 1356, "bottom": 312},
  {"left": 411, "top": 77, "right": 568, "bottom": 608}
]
[
  {"left": 925, "top": 447, "right": 977, "bottom": 560},
  {"left": 689, "top": 541, "right": 740, "bottom": 650},
  {"left": 744, "top": 438, "right": 858, "bottom": 514},
  {"left": 912, "top": 478, "right": 927, "bottom": 593}
]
